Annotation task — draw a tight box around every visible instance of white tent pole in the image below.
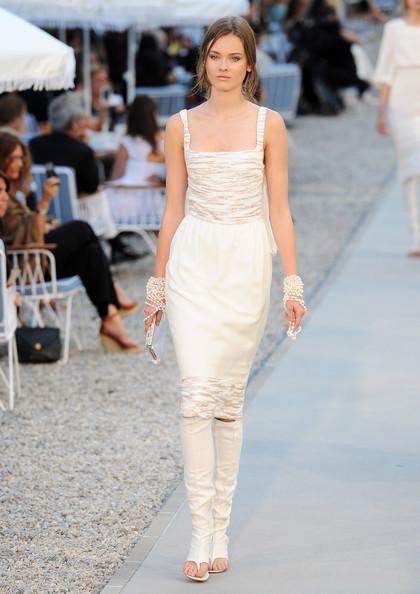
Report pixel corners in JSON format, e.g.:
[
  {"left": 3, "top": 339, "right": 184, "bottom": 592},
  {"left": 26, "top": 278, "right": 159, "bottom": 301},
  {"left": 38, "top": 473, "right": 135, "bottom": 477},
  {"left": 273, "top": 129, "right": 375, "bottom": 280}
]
[
  {"left": 126, "top": 25, "right": 137, "bottom": 105},
  {"left": 83, "top": 26, "right": 92, "bottom": 114}
]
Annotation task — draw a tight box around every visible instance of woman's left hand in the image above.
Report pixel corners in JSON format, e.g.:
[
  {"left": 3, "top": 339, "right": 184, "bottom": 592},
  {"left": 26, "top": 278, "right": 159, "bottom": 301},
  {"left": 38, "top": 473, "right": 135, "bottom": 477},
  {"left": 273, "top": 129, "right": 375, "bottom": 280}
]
[{"left": 283, "top": 300, "right": 305, "bottom": 331}]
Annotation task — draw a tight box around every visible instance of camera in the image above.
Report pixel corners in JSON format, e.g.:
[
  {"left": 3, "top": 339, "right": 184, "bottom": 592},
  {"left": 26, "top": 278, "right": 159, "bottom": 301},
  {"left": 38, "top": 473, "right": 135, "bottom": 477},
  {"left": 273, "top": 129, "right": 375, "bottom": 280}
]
[{"left": 45, "top": 161, "right": 57, "bottom": 179}]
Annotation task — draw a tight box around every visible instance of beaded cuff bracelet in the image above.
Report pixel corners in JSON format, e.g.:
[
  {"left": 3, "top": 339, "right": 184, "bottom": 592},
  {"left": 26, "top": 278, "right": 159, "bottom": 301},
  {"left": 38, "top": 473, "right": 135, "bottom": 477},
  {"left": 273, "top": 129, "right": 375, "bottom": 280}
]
[{"left": 144, "top": 276, "right": 166, "bottom": 322}]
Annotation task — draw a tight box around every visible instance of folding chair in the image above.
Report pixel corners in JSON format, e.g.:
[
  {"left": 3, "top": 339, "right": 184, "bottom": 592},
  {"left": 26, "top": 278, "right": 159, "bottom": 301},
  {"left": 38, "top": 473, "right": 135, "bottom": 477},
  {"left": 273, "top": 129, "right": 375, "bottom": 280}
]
[
  {"left": 8, "top": 245, "right": 84, "bottom": 365},
  {"left": 135, "top": 84, "right": 187, "bottom": 119},
  {"left": 0, "top": 240, "right": 20, "bottom": 410},
  {"left": 260, "top": 64, "right": 302, "bottom": 124},
  {"left": 105, "top": 184, "right": 166, "bottom": 254}
]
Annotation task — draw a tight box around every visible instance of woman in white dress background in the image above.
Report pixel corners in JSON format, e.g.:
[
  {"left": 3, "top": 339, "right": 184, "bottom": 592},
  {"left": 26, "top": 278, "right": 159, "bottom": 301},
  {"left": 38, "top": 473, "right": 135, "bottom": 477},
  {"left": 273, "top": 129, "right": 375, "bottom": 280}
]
[
  {"left": 143, "top": 17, "right": 306, "bottom": 582},
  {"left": 111, "top": 95, "right": 165, "bottom": 185},
  {"left": 375, "top": 0, "right": 420, "bottom": 256}
]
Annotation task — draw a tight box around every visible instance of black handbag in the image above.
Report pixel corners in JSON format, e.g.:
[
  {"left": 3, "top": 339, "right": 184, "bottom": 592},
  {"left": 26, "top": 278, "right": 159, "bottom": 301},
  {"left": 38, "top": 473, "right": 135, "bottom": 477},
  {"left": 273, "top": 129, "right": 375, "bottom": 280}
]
[{"left": 15, "top": 327, "right": 62, "bottom": 363}]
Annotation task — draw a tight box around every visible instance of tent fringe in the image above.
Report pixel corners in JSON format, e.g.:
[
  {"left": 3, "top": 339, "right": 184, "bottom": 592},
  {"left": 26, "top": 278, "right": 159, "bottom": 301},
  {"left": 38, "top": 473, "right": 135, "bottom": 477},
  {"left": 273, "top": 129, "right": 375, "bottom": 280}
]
[{"left": 0, "top": 77, "right": 74, "bottom": 93}]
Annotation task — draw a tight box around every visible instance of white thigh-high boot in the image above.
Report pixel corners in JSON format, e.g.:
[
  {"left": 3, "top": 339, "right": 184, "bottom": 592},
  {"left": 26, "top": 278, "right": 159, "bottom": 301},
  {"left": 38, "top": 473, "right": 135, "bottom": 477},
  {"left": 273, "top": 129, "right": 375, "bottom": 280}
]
[
  {"left": 181, "top": 416, "right": 215, "bottom": 581},
  {"left": 210, "top": 418, "right": 243, "bottom": 571},
  {"left": 403, "top": 176, "right": 420, "bottom": 253}
]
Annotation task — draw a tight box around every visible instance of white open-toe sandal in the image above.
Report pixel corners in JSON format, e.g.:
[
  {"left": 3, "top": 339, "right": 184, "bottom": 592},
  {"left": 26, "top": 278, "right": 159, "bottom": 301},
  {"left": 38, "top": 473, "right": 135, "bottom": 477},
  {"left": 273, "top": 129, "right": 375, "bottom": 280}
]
[
  {"left": 208, "top": 559, "right": 229, "bottom": 574},
  {"left": 183, "top": 561, "right": 210, "bottom": 582}
]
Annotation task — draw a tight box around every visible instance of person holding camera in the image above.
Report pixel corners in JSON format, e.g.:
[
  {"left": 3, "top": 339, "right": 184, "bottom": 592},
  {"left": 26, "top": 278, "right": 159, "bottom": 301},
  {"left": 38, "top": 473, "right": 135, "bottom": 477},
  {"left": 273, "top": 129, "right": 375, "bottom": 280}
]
[
  {"left": 0, "top": 130, "right": 141, "bottom": 353},
  {"left": 29, "top": 92, "right": 140, "bottom": 263}
]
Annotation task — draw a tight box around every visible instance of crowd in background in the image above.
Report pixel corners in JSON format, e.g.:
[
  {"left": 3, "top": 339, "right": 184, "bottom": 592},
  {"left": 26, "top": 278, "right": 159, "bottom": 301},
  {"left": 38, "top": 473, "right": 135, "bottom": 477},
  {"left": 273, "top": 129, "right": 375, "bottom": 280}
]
[{"left": 0, "top": 0, "right": 395, "bottom": 355}]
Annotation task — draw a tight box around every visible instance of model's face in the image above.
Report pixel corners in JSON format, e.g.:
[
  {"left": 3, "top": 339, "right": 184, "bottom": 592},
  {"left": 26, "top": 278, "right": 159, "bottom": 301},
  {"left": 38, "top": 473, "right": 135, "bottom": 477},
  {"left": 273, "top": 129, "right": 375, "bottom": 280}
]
[
  {"left": 0, "top": 178, "right": 10, "bottom": 218},
  {"left": 406, "top": 0, "right": 420, "bottom": 11},
  {"left": 5, "top": 144, "right": 24, "bottom": 180},
  {"left": 205, "top": 34, "right": 251, "bottom": 94}
]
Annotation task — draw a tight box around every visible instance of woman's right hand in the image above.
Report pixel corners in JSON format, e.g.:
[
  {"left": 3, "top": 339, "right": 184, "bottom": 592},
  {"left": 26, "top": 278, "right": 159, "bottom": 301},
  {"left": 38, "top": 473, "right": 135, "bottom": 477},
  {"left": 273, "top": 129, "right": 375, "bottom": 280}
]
[{"left": 42, "top": 176, "right": 60, "bottom": 203}]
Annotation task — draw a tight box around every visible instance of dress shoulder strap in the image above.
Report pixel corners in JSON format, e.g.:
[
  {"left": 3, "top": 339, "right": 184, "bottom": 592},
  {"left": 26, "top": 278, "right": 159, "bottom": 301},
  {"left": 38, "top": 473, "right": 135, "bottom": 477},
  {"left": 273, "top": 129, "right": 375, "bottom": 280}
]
[
  {"left": 256, "top": 106, "right": 267, "bottom": 150},
  {"left": 179, "top": 109, "right": 191, "bottom": 148}
]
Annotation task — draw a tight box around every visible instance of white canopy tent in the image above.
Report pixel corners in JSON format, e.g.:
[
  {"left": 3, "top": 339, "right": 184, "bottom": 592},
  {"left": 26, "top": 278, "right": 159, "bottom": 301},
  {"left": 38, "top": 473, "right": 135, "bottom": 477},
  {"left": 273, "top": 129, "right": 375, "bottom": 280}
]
[
  {"left": 0, "top": 0, "right": 249, "bottom": 107},
  {"left": 3, "top": 0, "right": 249, "bottom": 29},
  {"left": 0, "top": 7, "right": 75, "bottom": 93}
]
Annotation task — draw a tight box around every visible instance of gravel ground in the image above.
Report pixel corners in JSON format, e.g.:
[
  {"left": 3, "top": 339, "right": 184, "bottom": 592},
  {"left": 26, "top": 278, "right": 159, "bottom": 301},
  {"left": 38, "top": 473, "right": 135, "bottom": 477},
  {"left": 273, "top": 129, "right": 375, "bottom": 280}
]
[{"left": 0, "top": 37, "right": 396, "bottom": 594}]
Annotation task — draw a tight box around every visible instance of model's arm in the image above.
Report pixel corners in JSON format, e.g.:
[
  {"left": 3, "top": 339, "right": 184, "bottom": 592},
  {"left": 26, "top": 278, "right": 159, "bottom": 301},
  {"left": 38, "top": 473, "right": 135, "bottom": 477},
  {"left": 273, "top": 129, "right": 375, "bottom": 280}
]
[
  {"left": 265, "top": 110, "right": 305, "bottom": 330},
  {"left": 154, "top": 115, "right": 187, "bottom": 276},
  {"left": 265, "top": 110, "right": 296, "bottom": 276},
  {"left": 144, "top": 114, "right": 187, "bottom": 329},
  {"left": 376, "top": 84, "right": 391, "bottom": 136}
]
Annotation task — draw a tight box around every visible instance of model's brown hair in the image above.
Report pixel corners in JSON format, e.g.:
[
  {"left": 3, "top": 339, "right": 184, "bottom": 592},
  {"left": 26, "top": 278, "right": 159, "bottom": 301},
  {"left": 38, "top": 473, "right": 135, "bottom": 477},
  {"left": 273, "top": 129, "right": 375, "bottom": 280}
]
[
  {"left": 0, "top": 131, "right": 32, "bottom": 196},
  {"left": 194, "top": 16, "right": 259, "bottom": 102}
]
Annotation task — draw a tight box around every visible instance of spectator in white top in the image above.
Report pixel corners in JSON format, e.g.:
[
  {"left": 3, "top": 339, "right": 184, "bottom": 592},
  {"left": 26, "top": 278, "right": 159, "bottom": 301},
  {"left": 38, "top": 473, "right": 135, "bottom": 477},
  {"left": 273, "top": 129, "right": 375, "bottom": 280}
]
[{"left": 111, "top": 95, "right": 165, "bottom": 186}]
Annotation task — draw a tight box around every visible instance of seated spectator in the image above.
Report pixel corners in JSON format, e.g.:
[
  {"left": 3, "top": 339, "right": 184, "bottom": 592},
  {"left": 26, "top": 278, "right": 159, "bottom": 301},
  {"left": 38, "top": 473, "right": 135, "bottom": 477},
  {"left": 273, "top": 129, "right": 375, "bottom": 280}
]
[
  {"left": 0, "top": 93, "right": 27, "bottom": 135},
  {"left": 0, "top": 127, "right": 56, "bottom": 212},
  {"left": 0, "top": 131, "right": 142, "bottom": 353},
  {"left": 89, "top": 64, "right": 125, "bottom": 132},
  {"left": 29, "top": 93, "right": 140, "bottom": 263},
  {"left": 251, "top": 23, "right": 275, "bottom": 72},
  {"left": 110, "top": 96, "right": 165, "bottom": 185},
  {"left": 19, "top": 90, "right": 52, "bottom": 132},
  {"left": 176, "top": 35, "right": 199, "bottom": 74},
  {"left": 285, "top": 0, "right": 369, "bottom": 115},
  {"left": 136, "top": 32, "right": 175, "bottom": 87},
  {"left": 30, "top": 93, "right": 98, "bottom": 195}
]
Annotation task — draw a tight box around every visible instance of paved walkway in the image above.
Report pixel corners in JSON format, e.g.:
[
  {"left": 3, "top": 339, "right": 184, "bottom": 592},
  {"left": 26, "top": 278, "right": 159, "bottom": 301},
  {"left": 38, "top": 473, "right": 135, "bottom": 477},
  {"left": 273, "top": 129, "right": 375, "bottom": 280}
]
[{"left": 101, "top": 176, "right": 420, "bottom": 594}]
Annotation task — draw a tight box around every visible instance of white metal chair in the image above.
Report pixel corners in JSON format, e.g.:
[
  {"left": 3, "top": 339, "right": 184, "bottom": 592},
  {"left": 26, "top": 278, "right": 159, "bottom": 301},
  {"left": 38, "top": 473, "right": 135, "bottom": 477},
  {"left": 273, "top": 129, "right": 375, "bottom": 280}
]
[
  {"left": 260, "top": 64, "right": 301, "bottom": 124},
  {"left": 31, "top": 165, "right": 116, "bottom": 238},
  {"left": 105, "top": 184, "right": 166, "bottom": 254},
  {"left": 0, "top": 240, "right": 20, "bottom": 410},
  {"left": 8, "top": 246, "right": 84, "bottom": 365}
]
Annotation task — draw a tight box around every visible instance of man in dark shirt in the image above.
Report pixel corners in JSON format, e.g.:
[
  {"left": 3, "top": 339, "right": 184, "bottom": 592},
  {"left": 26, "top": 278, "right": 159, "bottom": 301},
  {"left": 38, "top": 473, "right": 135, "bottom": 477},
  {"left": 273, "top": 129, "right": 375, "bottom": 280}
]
[
  {"left": 29, "top": 93, "right": 99, "bottom": 196},
  {"left": 29, "top": 93, "right": 140, "bottom": 263}
]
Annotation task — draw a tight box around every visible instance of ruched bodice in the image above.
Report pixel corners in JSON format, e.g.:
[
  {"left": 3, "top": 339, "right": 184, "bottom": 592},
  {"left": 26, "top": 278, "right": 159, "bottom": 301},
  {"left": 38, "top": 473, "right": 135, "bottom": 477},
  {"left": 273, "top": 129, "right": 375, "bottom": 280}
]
[{"left": 180, "top": 108, "right": 267, "bottom": 224}]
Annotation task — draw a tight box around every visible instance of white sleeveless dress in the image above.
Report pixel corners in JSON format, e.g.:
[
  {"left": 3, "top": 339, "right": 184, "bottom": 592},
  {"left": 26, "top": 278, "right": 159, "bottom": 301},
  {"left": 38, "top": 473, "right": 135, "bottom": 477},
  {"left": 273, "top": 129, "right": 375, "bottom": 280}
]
[{"left": 166, "top": 107, "right": 274, "bottom": 420}]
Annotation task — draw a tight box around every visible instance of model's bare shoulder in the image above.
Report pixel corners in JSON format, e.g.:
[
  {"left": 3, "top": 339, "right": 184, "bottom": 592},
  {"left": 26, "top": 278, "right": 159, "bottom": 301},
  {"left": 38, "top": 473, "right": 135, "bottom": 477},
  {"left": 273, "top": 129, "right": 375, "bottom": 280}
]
[
  {"left": 166, "top": 113, "right": 184, "bottom": 135},
  {"left": 164, "top": 113, "right": 185, "bottom": 148},
  {"left": 265, "top": 108, "right": 287, "bottom": 145},
  {"left": 265, "top": 108, "right": 286, "bottom": 131}
]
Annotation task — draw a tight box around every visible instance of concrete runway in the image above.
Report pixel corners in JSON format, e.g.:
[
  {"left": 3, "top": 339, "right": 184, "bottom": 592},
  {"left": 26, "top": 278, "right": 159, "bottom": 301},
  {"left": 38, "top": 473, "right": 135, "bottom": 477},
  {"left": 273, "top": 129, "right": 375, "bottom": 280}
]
[{"left": 102, "top": 177, "right": 420, "bottom": 594}]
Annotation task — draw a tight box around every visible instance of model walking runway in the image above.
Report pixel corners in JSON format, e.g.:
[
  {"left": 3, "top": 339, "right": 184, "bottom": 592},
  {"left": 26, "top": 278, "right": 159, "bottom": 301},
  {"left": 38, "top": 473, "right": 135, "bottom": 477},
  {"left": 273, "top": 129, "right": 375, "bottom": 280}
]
[{"left": 144, "top": 16, "right": 306, "bottom": 583}]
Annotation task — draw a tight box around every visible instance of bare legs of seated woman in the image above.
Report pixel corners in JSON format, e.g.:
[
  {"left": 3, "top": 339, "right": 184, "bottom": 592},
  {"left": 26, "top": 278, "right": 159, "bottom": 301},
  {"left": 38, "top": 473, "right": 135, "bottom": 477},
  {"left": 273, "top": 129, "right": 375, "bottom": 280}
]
[{"left": 100, "top": 304, "right": 142, "bottom": 352}]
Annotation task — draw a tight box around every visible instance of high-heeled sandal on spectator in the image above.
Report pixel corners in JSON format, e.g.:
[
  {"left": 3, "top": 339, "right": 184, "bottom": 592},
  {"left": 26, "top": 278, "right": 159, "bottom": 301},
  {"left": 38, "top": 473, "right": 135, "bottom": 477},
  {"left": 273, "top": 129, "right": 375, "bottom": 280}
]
[
  {"left": 118, "top": 301, "right": 140, "bottom": 318},
  {"left": 100, "top": 313, "right": 143, "bottom": 353}
]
